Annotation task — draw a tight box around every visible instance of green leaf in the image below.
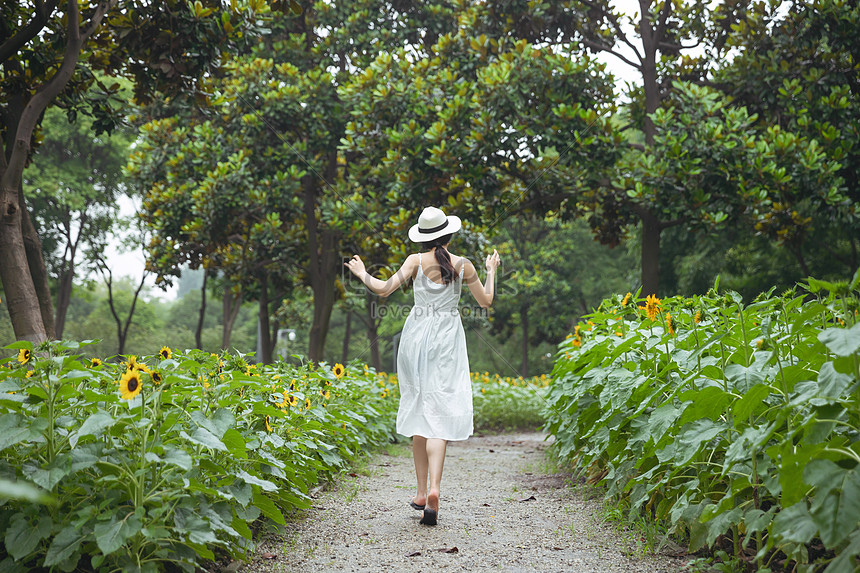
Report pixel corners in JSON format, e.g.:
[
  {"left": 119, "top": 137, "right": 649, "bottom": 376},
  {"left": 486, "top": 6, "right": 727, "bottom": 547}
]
[
  {"left": 190, "top": 409, "right": 235, "bottom": 439},
  {"left": 773, "top": 502, "right": 817, "bottom": 544},
  {"left": 94, "top": 511, "right": 142, "bottom": 556},
  {"left": 252, "top": 489, "right": 285, "bottom": 525},
  {"left": 162, "top": 446, "right": 193, "bottom": 471},
  {"left": 236, "top": 469, "right": 277, "bottom": 492},
  {"left": 0, "top": 478, "right": 54, "bottom": 504},
  {"left": 183, "top": 427, "right": 227, "bottom": 452},
  {"left": 70, "top": 410, "right": 114, "bottom": 448},
  {"left": 0, "top": 413, "right": 43, "bottom": 450},
  {"left": 43, "top": 525, "right": 84, "bottom": 567},
  {"left": 819, "top": 323, "right": 860, "bottom": 356},
  {"left": 732, "top": 383, "right": 773, "bottom": 421},
  {"left": 221, "top": 428, "right": 247, "bottom": 459},
  {"left": 826, "top": 529, "right": 860, "bottom": 572},
  {"left": 5, "top": 512, "right": 52, "bottom": 561}
]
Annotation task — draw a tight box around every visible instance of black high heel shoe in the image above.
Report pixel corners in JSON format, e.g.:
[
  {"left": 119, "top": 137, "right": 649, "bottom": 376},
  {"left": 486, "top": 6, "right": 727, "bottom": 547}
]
[{"left": 419, "top": 508, "right": 437, "bottom": 526}]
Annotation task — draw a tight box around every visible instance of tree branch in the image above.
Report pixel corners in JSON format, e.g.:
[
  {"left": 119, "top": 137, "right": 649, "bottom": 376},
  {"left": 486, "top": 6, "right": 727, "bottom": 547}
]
[
  {"left": 578, "top": 0, "right": 644, "bottom": 62},
  {"left": 659, "top": 215, "right": 687, "bottom": 230},
  {"left": 81, "top": 0, "right": 117, "bottom": 43},
  {"left": 0, "top": 0, "right": 59, "bottom": 65},
  {"left": 654, "top": 0, "right": 674, "bottom": 46},
  {"left": 580, "top": 38, "right": 643, "bottom": 71}
]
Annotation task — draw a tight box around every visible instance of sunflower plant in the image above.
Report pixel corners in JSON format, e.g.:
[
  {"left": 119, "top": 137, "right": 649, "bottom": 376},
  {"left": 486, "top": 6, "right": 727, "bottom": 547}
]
[
  {"left": 0, "top": 345, "right": 399, "bottom": 571},
  {"left": 545, "top": 271, "right": 860, "bottom": 571}
]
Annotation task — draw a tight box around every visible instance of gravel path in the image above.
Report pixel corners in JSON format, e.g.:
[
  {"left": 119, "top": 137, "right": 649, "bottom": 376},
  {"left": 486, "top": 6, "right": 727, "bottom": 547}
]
[{"left": 239, "top": 433, "right": 688, "bottom": 572}]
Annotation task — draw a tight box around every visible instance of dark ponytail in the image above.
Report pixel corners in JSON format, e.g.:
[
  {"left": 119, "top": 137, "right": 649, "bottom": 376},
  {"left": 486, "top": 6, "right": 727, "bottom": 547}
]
[{"left": 421, "top": 233, "right": 455, "bottom": 285}]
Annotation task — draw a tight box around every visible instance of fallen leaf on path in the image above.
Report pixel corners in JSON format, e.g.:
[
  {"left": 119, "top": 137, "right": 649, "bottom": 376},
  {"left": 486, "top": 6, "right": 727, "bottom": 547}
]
[
  {"left": 436, "top": 547, "right": 459, "bottom": 553},
  {"left": 552, "top": 547, "right": 564, "bottom": 551},
  {"left": 518, "top": 495, "right": 537, "bottom": 502},
  {"left": 262, "top": 553, "right": 277, "bottom": 560},
  {"left": 349, "top": 472, "right": 358, "bottom": 477},
  {"left": 482, "top": 503, "right": 491, "bottom": 507},
  {"left": 406, "top": 551, "right": 421, "bottom": 557}
]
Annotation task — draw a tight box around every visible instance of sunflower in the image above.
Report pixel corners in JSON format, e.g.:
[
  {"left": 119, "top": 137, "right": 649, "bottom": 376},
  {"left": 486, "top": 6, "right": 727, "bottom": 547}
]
[
  {"left": 159, "top": 346, "right": 172, "bottom": 360},
  {"left": 304, "top": 398, "right": 312, "bottom": 410},
  {"left": 645, "top": 294, "right": 661, "bottom": 321},
  {"left": 25, "top": 369, "right": 34, "bottom": 378},
  {"left": 90, "top": 357, "right": 102, "bottom": 368},
  {"left": 621, "top": 292, "right": 632, "bottom": 307},
  {"left": 126, "top": 355, "right": 141, "bottom": 371},
  {"left": 694, "top": 311, "right": 702, "bottom": 324},
  {"left": 666, "top": 313, "right": 675, "bottom": 335},
  {"left": 120, "top": 369, "right": 143, "bottom": 400},
  {"left": 17, "top": 348, "right": 31, "bottom": 365},
  {"left": 265, "top": 416, "right": 273, "bottom": 432},
  {"left": 151, "top": 370, "right": 163, "bottom": 385},
  {"left": 333, "top": 363, "right": 346, "bottom": 379},
  {"left": 288, "top": 395, "right": 298, "bottom": 407},
  {"left": 289, "top": 380, "right": 297, "bottom": 392}
]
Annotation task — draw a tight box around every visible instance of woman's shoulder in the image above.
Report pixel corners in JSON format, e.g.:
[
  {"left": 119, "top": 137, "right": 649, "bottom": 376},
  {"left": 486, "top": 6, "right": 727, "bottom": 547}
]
[{"left": 448, "top": 253, "right": 472, "bottom": 269}]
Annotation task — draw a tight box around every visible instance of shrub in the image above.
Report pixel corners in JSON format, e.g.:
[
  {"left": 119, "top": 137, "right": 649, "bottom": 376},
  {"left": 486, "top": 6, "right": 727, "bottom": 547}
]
[
  {"left": 0, "top": 345, "right": 398, "bottom": 572},
  {"left": 545, "top": 276, "right": 860, "bottom": 571}
]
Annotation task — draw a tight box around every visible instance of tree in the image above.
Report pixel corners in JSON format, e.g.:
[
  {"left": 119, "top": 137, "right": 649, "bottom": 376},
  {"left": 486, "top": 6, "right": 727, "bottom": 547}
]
[
  {"left": 717, "top": 0, "right": 860, "bottom": 276},
  {"left": 0, "top": 0, "right": 265, "bottom": 342},
  {"left": 340, "top": 4, "right": 620, "bottom": 260},
  {"left": 23, "top": 104, "right": 133, "bottom": 338},
  {"left": 490, "top": 216, "right": 636, "bottom": 375}
]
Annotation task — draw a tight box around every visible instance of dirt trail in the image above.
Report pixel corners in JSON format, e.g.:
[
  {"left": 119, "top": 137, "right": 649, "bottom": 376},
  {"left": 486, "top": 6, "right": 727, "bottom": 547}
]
[{"left": 240, "top": 433, "right": 687, "bottom": 572}]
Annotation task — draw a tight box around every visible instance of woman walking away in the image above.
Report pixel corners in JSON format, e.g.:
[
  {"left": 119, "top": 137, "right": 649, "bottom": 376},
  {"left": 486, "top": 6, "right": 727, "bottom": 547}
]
[{"left": 344, "top": 206, "right": 500, "bottom": 526}]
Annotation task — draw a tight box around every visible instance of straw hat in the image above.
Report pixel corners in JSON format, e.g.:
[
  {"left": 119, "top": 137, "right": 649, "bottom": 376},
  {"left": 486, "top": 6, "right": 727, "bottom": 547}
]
[{"left": 407, "top": 206, "right": 462, "bottom": 243}]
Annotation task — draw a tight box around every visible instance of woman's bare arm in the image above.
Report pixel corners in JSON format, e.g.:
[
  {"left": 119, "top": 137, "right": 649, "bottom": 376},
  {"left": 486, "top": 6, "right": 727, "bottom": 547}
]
[
  {"left": 463, "top": 250, "right": 500, "bottom": 308},
  {"left": 344, "top": 254, "right": 418, "bottom": 297}
]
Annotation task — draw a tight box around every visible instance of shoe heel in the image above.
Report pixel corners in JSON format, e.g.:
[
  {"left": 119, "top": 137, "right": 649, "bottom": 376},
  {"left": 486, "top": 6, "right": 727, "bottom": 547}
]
[{"left": 419, "top": 509, "right": 437, "bottom": 526}]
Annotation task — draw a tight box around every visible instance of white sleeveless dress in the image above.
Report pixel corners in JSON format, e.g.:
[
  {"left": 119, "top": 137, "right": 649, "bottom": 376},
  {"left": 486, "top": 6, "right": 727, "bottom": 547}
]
[{"left": 396, "top": 253, "right": 474, "bottom": 441}]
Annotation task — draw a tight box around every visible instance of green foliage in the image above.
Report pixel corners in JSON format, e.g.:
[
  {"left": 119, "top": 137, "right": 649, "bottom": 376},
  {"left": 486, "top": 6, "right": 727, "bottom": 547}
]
[
  {"left": 545, "top": 276, "right": 860, "bottom": 570},
  {"left": 471, "top": 372, "right": 549, "bottom": 433},
  {"left": 0, "top": 343, "right": 398, "bottom": 571}
]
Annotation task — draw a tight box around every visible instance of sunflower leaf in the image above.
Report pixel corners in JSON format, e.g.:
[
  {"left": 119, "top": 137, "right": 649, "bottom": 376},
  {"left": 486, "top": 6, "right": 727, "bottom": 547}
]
[{"left": 70, "top": 411, "right": 114, "bottom": 448}]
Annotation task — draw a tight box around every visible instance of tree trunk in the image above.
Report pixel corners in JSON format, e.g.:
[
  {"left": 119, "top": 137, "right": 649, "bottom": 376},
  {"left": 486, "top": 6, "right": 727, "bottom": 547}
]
[
  {"left": 195, "top": 270, "right": 208, "bottom": 349},
  {"left": 341, "top": 309, "right": 352, "bottom": 363},
  {"left": 520, "top": 303, "right": 529, "bottom": 377},
  {"left": 0, "top": 179, "right": 46, "bottom": 342},
  {"left": 303, "top": 157, "right": 340, "bottom": 362},
  {"left": 640, "top": 209, "right": 661, "bottom": 296},
  {"left": 0, "top": 0, "right": 98, "bottom": 343},
  {"left": 365, "top": 294, "right": 381, "bottom": 370},
  {"left": 54, "top": 265, "right": 74, "bottom": 339},
  {"left": 22, "top": 201, "right": 56, "bottom": 339},
  {"left": 222, "top": 288, "right": 242, "bottom": 349},
  {"left": 257, "top": 273, "right": 273, "bottom": 364}
]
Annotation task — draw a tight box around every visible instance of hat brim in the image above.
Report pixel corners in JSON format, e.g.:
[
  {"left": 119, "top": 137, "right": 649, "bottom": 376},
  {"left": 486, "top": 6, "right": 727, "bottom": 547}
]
[{"left": 408, "top": 215, "right": 461, "bottom": 243}]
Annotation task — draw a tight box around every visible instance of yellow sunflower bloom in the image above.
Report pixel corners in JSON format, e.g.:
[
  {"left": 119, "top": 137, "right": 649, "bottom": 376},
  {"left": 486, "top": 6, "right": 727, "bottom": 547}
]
[
  {"left": 666, "top": 313, "right": 675, "bottom": 335},
  {"left": 333, "top": 363, "right": 346, "bottom": 378},
  {"left": 645, "top": 294, "right": 661, "bottom": 321},
  {"left": 126, "top": 356, "right": 140, "bottom": 371},
  {"left": 159, "top": 346, "right": 172, "bottom": 360},
  {"left": 120, "top": 369, "right": 143, "bottom": 400},
  {"left": 151, "top": 371, "right": 163, "bottom": 385},
  {"left": 288, "top": 395, "right": 298, "bottom": 407},
  {"left": 304, "top": 398, "right": 312, "bottom": 410},
  {"left": 90, "top": 357, "right": 102, "bottom": 368},
  {"left": 694, "top": 311, "right": 702, "bottom": 324},
  {"left": 25, "top": 370, "right": 34, "bottom": 378},
  {"left": 17, "top": 348, "right": 31, "bottom": 365},
  {"left": 621, "top": 292, "right": 632, "bottom": 306},
  {"left": 265, "top": 416, "right": 273, "bottom": 432}
]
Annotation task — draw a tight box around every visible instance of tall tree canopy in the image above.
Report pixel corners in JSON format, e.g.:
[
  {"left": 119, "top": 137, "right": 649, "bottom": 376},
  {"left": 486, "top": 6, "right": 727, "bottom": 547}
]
[{"left": 0, "top": 0, "right": 265, "bottom": 342}]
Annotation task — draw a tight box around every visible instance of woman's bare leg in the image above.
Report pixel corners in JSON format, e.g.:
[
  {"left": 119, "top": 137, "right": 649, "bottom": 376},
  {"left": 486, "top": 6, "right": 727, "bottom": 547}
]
[
  {"left": 412, "top": 435, "right": 428, "bottom": 506},
  {"left": 425, "top": 438, "right": 447, "bottom": 513}
]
